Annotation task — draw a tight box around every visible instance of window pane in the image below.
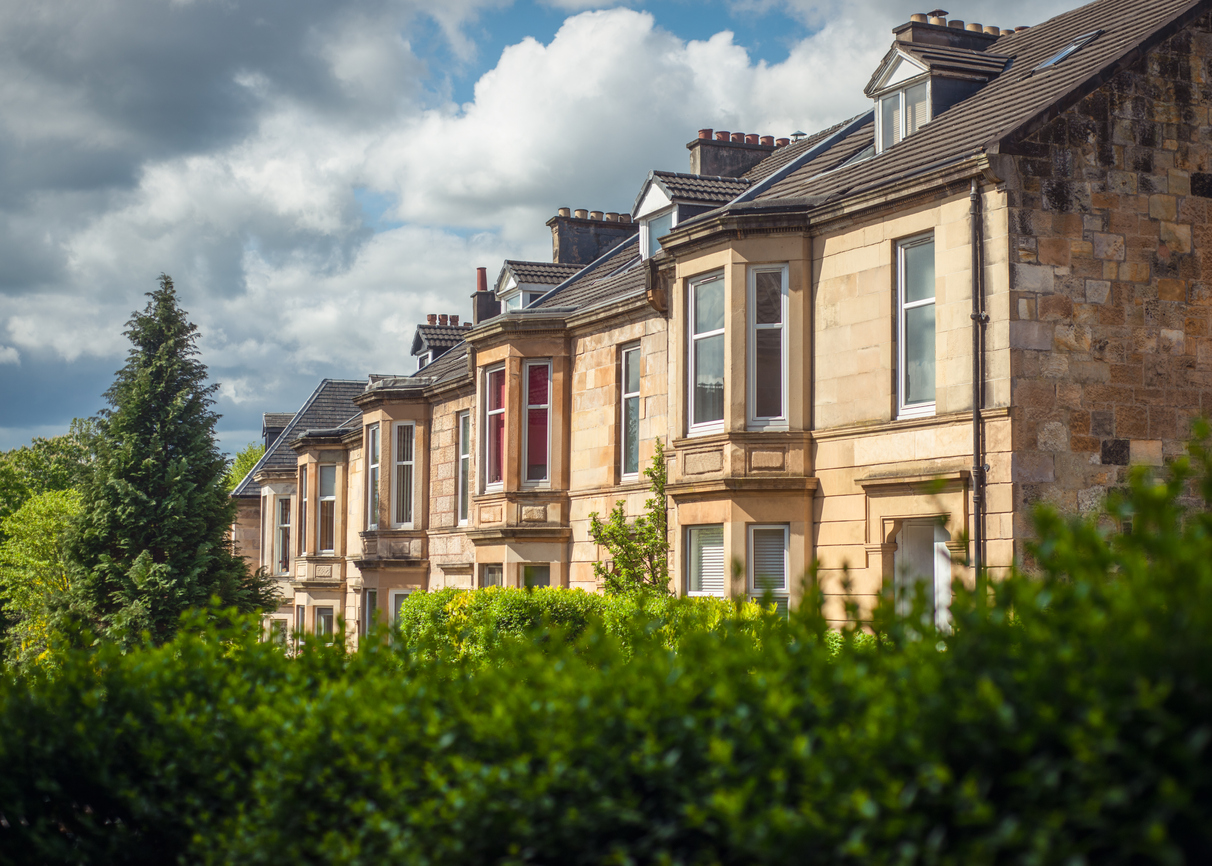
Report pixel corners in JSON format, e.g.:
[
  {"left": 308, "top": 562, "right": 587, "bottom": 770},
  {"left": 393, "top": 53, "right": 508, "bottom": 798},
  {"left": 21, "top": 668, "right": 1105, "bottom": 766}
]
[
  {"left": 624, "top": 347, "right": 640, "bottom": 394},
  {"left": 647, "top": 210, "right": 673, "bottom": 257},
  {"left": 904, "top": 241, "right": 935, "bottom": 303},
  {"left": 488, "top": 413, "right": 504, "bottom": 484},
  {"left": 693, "top": 333, "right": 725, "bottom": 425},
  {"left": 368, "top": 465, "right": 379, "bottom": 527},
  {"left": 393, "top": 592, "right": 410, "bottom": 622},
  {"left": 482, "top": 564, "right": 503, "bottom": 587},
  {"left": 623, "top": 395, "right": 640, "bottom": 475},
  {"left": 881, "top": 93, "right": 901, "bottom": 149},
  {"left": 754, "top": 271, "right": 782, "bottom": 325},
  {"left": 316, "top": 607, "right": 334, "bottom": 636},
  {"left": 364, "top": 590, "right": 377, "bottom": 631},
  {"left": 319, "top": 465, "right": 335, "bottom": 498},
  {"left": 396, "top": 465, "right": 413, "bottom": 524},
  {"left": 688, "top": 526, "right": 725, "bottom": 595},
  {"left": 488, "top": 368, "right": 505, "bottom": 411},
  {"left": 523, "top": 564, "right": 550, "bottom": 588},
  {"left": 751, "top": 528, "right": 787, "bottom": 591},
  {"left": 904, "top": 303, "right": 936, "bottom": 405},
  {"left": 320, "top": 500, "right": 335, "bottom": 551},
  {"left": 527, "top": 407, "right": 548, "bottom": 481},
  {"left": 693, "top": 277, "right": 724, "bottom": 334},
  {"left": 397, "top": 424, "right": 413, "bottom": 462},
  {"left": 895, "top": 522, "right": 937, "bottom": 617},
  {"left": 905, "top": 82, "right": 928, "bottom": 136},
  {"left": 754, "top": 329, "right": 783, "bottom": 418},
  {"left": 527, "top": 364, "right": 549, "bottom": 406},
  {"left": 458, "top": 412, "right": 470, "bottom": 522}
]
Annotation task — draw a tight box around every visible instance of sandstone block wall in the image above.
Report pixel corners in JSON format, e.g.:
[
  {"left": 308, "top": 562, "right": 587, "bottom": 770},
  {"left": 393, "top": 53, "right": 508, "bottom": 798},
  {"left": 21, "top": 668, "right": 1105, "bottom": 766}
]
[{"left": 1003, "top": 14, "right": 1212, "bottom": 552}]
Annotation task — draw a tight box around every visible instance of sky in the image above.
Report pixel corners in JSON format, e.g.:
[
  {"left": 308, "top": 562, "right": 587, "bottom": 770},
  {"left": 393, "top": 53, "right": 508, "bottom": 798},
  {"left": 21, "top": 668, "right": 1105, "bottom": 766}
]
[{"left": 0, "top": 0, "right": 1084, "bottom": 455}]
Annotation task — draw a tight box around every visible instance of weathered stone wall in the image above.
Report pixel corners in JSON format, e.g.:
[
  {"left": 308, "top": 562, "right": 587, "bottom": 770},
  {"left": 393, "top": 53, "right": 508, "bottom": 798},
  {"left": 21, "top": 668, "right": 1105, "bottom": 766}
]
[
  {"left": 1004, "top": 14, "right": 1212, "bottom": 551},
  {"left": 426, "top": 389, "right": 476, "bottom": 584}
]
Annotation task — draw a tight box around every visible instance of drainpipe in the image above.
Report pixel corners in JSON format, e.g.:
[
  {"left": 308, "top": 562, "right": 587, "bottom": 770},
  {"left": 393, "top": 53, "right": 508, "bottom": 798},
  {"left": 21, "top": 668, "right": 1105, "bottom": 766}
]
[{"left": 969, "top": 178, "right": 989, "bottom": 604}]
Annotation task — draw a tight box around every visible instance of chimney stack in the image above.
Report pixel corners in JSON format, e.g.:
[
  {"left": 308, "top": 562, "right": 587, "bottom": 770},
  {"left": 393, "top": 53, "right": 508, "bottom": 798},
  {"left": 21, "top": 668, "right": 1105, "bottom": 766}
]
[
  {"left": 687, "top": 128, "right": 778, "bottom": 177},
  {"left": 471, "top": 266, "right": 499, "bottom": 325},
  {"left": 546, "top": 208, "right": 637, "bottom": 264}
]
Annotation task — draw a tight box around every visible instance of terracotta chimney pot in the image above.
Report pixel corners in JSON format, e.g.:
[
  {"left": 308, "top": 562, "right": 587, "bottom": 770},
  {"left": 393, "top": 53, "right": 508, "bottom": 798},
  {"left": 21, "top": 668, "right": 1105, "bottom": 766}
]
[
  {"left": 730, "top": 132, "right": 745, "bottom": 143},
  {"left": 574, "top": 208, "right": 588, "bottom": 218},
  {"left": 426, "top": 314, "right": 437, "bottom": 325},
  {"left": 966, "top": 22, "right": 981, "bottom": 31},
  {"left": 618, "top": 214, "right": 631, "bottom": 223},
  {"left": 910, "top": 13, "right": 927, "bottom": 22},
  {"left": 557, "top": 206, "right": 570, "bottom": 217},
  {"left": 476, "top": 267, "right": 488, "bottom": 293},
  {"left": 715, "top": 130, "right": 730, "bottom": 141},
  {"left": 450, "top": 314, "right": 459, "bottom": 326},
  {"left": 745, "top": 133, "right": 759, "bottom": 144},
  {"left": 439, "top": 314, "right": 449, "bottom": 326},
  {"left": 928, "top": 15, "right": 945, "bottom": 25},
  {"left": 983, "top": 25, "right": 1000, "bottom": 34},
  {"left": 947, "top": 19, "right": 964, "bottom": 28},
  {"left": 759, "top": 135, "right": 774, "bottom": 146},
  {"left": 698, "top": 128, "right": 713, "bottom": 139},
  {"left": 589, "top": 210, "right": 603, "bottom": 220},
  {"left": 604, "top": 212, "right": 618, "bottom": 222},
  {"left": 775, "top": 137, "right": 790, "bottom": 147}
]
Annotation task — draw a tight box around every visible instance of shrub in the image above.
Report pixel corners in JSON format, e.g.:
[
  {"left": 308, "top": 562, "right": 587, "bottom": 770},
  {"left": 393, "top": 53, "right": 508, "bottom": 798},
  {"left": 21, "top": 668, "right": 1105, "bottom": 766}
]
[{"left": 1, "top": 425, "right": 1211, "bottom": 864}]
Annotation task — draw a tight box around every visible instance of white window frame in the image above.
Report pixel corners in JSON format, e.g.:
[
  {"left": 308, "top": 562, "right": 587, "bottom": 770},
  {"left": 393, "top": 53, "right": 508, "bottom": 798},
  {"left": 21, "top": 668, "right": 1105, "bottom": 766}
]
[
  {"left": 620, "top": 344, "right": 641, "bottom": 479},
  {"left": 389, "top": 589, "right": 412, "bottom": 624},
  {"left": 748, "top": 524, "right": 790, "bottom": 613},
  {"left": 315, "top": 606, "right": 335, "bottom": 637},
  {"left": 685, "top": 524, "right": 726, "bottom": 598},
  {"left": 480, "top": 563, "right": 503, "bottom": 588},
  {"left": 392, "top": 421, "right": 416, "bottom": 529},
  {"left": 523, "top": 359, "right": 552, "bottom": 487},
  {"left": 640, "top": 206, "right": 676, "bottom": 260},
  {"left": 688, "top": 271, "right": 726, "bottom": 436},
  {"left": 366, "top": 424, "right": 380, "bottom": 530},
  {"left": 274, "top": 496, "right": 292, "bottom": 576},
  {"left": 483, "top": 364, "right": 506, "bottom": 492},
  {"left": 297, "top": 467, "right": 308, "bottom": 556},
  {"left": 896, "top": 233, "right": 937, "bottom": 419},
  {"left": 875, "top": 78, "right": 931, "bottom": 154},
  {"left": 363, "top": 588, "right": 378, "bottom": 634},
  {"left": 318, "top": 464, "right": 337, "bottom": 554},
  {"left": 457, "top": 410, "right": 471, "bottom": 525},
  {"left": 893, "top": 519, "right": 952, "bottom": 632},
  {"left": 747, "top": 264, "right": 789, "bottom": 430}
]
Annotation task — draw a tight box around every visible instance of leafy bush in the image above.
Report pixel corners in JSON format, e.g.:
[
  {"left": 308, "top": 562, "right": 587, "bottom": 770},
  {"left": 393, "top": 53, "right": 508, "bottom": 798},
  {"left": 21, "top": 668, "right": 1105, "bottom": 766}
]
[{"left": 1, "top": 425, "right": 1211, "bottom": 864}]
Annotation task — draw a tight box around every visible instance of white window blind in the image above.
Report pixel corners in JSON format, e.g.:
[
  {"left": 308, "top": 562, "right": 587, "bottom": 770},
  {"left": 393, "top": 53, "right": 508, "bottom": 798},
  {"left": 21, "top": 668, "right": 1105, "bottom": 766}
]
[
  {"left": 905, "top": 82, "right": 928, "bottom": 137},
  {"left": 750, "top": 527, "right": 788, "bottom": 592},
  {"left": 395, "top": 423, "right": 414, "bottom": 526},
  {"left": 688, "top": 526, "right": 725, "bottom": 596}
]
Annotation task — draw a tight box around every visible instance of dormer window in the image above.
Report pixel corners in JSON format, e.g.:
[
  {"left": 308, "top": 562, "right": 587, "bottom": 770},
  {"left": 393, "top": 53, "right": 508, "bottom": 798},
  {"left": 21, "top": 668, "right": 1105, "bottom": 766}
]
[
  {"left": 642, "top": 208, "right": 675, "bottom": 259},
  {"left": 878, "top": 81, "right": 929, "bottom": 152}
]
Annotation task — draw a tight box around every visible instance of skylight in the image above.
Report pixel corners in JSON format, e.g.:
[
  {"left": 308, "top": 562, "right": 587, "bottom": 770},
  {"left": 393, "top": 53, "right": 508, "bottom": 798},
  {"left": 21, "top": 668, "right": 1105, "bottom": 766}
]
[{"left": 1033, "top": 30, "right": 1103, "bottom": 72}]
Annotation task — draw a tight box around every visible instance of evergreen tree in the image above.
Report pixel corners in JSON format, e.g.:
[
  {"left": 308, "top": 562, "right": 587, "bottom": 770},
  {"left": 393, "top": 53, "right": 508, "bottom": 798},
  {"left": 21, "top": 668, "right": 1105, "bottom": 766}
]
[
  {"left": 71, "top": 275, "right": 275, "bottom": 645},
  {"left": 588, "top": 439, "right": 671, "bottom": 596}
]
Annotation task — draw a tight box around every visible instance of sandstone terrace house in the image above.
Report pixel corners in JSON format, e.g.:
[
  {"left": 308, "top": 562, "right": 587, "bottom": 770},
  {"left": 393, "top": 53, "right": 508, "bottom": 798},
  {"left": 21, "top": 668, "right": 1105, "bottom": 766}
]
[{"left": 231, "top": 0, "right": 1212, "bottom": 641}]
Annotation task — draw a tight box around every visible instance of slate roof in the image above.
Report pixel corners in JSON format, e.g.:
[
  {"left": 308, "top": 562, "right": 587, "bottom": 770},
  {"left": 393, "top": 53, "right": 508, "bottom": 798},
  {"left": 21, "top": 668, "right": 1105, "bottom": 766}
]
[
  {"left": 751, "top": 0, "right": 1204, "bottom": 206},
  {"left": 742, "top": 113, "right": 870, "bottom": 184},
  {"left": 650, "top": 171, "right": 750, "bottom": 203},
  {"left": 262, "top": 413, "right": 294, "bottom": 430},
  {"left": 531, "top": 235, "right": 644, "bottom": 311},
  {"left": 417, "top": 343, "right": 471, "bottom": 386},
  {"left": 231, "top": 379, "right": 365, "bottom": 497},
  {"left": 504, "top": 260, "right": 584, "bottom": 285},
  {"left": 865, "top": 43, "right": 1011, "bottom": 94},
  {"left": 410, "top": 323, "right": 470, "bottom": 357}
]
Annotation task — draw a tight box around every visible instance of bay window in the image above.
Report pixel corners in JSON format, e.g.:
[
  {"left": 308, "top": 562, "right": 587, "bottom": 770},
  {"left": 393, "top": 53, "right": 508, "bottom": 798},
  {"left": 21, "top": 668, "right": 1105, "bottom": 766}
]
[
  {"left": 897, "top": 234, "right": 936, "bottom": 418},
  {"left": 366, "top": 424, "right": 380, "bottom": 529},
  {"left": 748, "top": 265, "right": 788, "bottom": 428},
  {"left": 481, "top": 563, "right": 503, "bottom": 588},
  {"left": 686, "top": 525, "right": 725, "bottom": 597},
  {"left": 749, "top": 524, "right": 789, "bottom": 615},
  {"left": 275, "top": 497, "right": 291, "bottom": 575},
  {"left": 689, "top": 273, "right": 725, "bottom": 432},
  {"left": 621, "top": 345, "right": 641, "bottom": 477},
  {"left": 394, "top": 422, "right": 415, "bottom": 527},
  {"left": 525, "top": 361, "right": 551, "bottom": 484},
  {"left": 318, "top": 464, "right": 336, "bottom": 553},
  {"left": 523, "top": 564, "right": 551, "bottom": 588},
  {"left": 485, "top": 366, "right": 505, "bottom": 489},
  {"left": 457, "top": 411, "right": 471, "bottom": 524}
]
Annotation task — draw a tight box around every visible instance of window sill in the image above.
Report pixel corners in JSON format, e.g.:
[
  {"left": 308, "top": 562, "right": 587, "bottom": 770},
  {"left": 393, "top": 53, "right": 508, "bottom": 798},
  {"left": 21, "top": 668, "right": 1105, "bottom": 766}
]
[
  {"left": 896, "top": 402, "right": 936, "bottom": 421},
  {"left": 746, "top": 420, "right": 789, "bottom": 432},
  {"left": 687, "top": 423, "right": 725, "bottom": 438}
]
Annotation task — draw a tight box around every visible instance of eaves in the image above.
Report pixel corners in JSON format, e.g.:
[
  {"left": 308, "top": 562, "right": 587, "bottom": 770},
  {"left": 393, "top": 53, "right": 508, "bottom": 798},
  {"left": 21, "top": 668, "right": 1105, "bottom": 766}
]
[
  {"left": 464, "top": 311, "right": 574, "bottom": 349},
  {"left": 564, "top": 290, "right": 656, "bottom": 332}
]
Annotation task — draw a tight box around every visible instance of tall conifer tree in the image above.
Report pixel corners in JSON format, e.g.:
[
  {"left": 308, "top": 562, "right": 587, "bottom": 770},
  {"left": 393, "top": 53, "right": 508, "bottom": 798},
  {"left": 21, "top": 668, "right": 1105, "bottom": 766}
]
[{"left": 72, "top": 275, "right": 275, "bottom": 645}]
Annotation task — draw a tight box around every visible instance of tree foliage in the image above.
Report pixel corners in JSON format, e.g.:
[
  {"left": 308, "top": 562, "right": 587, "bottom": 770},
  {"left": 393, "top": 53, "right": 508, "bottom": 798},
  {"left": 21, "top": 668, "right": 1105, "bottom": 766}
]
[
  {"left": 0, "top": 420, "right": 94, "bottom": 533},
  {"left": 588, "top": 438, "right": 671, "bottom": 596},
  {"left": 2, "top": 425, "right": 1212, "bottom": 863},
  {"left": 224, "top": 441, "right": 265, "bottom": 492},
  {"left": 69, "top": 275, "right": 276, "bottom": 647},
  {"left": 0, "top": 490, "right": 83, "bottom": 672}
]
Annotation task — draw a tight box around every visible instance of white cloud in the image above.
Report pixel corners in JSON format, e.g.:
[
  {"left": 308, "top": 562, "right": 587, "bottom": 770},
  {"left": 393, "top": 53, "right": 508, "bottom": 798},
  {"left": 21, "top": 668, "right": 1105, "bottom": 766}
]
[{"left": 0, "top": 346, "right": 18, "bottom": 365}]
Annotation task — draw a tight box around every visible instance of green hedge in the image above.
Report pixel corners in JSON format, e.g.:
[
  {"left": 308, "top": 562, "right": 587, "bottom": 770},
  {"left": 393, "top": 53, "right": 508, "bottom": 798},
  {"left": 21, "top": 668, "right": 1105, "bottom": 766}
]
[{"left": 1, "top": 430, "right": 1211, "bottom": 864}]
